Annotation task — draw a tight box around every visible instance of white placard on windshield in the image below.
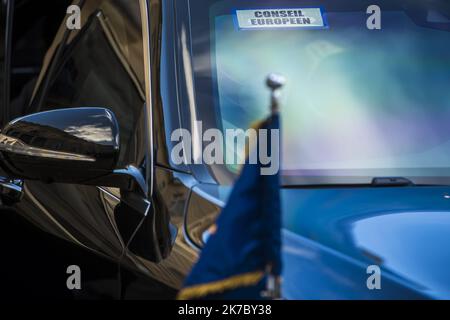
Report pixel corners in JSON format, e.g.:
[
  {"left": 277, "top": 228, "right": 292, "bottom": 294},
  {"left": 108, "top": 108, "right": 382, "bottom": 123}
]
[{"left": 236, "top": 8, "right": 327, "bottom": 30}]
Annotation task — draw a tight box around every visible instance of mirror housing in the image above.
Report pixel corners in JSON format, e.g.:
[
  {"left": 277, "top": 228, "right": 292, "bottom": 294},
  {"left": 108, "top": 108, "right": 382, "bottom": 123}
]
[{"left": 0, "top": 108, "right": 120, "bottom": 184}]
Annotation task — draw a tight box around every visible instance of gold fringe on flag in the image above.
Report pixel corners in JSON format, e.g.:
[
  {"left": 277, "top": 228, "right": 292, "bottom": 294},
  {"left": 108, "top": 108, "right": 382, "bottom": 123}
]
[{"left": 177, "top": 271, "right": 265, "bottom": 300}]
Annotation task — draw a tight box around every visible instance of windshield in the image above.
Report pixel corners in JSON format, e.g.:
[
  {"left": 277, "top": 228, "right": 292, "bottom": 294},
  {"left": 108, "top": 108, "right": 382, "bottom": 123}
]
[{"left": 184, "top": 0, "right": 450, "bottom": 185}]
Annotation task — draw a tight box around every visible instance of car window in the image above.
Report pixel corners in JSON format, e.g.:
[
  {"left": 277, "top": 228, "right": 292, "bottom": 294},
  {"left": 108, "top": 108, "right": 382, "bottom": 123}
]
[
  {"left": 33, "top": 0, "right": 146, "bottom": 169},
  {"left": 184, "top": 0, "right": 450, "bottom": 186}
]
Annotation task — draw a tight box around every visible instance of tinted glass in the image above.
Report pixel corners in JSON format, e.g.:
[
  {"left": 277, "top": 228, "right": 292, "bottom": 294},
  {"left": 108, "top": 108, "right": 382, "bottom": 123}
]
[{"left": 186, "top": 0, "right": 450, "bottom": 185}]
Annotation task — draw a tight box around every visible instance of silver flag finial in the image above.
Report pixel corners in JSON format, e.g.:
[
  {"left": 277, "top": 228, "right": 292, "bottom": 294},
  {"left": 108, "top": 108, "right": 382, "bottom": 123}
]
[{"left": 266, "top": 73, "right": 286, "bottom": 114}]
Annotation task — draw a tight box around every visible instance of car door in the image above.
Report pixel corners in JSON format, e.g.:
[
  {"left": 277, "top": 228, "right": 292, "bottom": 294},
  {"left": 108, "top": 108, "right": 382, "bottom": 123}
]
[
  {"left": 1, "top": 0, "right": 191, "bottom": 296},
  {"left": 13, "top": 0, "right": 147, "bottom": 263}
]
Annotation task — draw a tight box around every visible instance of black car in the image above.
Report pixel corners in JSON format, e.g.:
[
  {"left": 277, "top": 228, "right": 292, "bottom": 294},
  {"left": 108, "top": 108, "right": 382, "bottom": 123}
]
[
  {"left": 0, "top": 0, "right": 205, "bottom": 299},
  {"left": 2, "top": 0, "right": 450, "bottom": 300}
]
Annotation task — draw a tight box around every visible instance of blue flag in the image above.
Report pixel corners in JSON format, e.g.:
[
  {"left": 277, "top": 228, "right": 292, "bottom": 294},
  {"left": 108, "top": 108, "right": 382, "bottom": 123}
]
[{"left": 177, "top": 114, "right": 282, "bottom": 300}]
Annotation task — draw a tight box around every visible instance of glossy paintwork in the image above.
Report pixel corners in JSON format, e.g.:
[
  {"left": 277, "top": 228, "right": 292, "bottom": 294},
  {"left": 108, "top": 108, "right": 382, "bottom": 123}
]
[
  {"left": 283, "top": 186, "right": 450, "bottom": 299},
  {"left": 1, "top": 0, "right": 448, "bottom": 300},
  {"left": 0, "top": 0, "right": 198, "bottom": 297},
  {"left": 281, "top": 229, "right": 428, "bottom": 300},
  {"left": 189, "top": 183, "right": 450, "bottom": 299},
  {"left": 0, "top": 107, "right": 120, "bottom": 182},
  {"left": 1, "top": 0, "right": 160, "bottom": 297},
  {"left": 122, "top": 167, "right": 196, "bottom": 290}
]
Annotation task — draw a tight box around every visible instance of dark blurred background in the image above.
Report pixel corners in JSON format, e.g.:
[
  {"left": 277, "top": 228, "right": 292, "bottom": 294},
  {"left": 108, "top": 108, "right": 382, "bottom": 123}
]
[
  {"left": 0, "top": 208, "right": 119, "bottom": 300},
  {"left": 0, "top": 0, "right": 123, "bottom": 300},
  {"left": 0, "top": 0, "right": 182, "bottom": 300}
]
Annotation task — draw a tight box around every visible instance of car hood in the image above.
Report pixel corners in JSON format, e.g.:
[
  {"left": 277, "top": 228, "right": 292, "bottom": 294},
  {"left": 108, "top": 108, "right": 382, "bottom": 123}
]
[
  {"left": 282, "top": 186, "right": 450, "bottom": 299},
  {"left": 195, "top": 184, "right": 450, "bottom": 299}
]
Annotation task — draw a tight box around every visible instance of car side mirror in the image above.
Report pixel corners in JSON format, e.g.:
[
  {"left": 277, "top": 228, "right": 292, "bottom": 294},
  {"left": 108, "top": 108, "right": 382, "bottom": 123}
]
[
  {"left": 0, "top": 107, "right": 148, "bottom": 196},
  {"left": 0, "top": 107, "right": 120, "bottom": 184}
]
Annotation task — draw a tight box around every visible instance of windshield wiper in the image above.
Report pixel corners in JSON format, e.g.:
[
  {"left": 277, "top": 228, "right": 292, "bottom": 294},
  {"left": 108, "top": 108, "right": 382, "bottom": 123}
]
[
  {"left": 371, "top": 177, "right": 415, "bottom": 187},
  {"left": 283, "top": 177, "right": 421, "bottom": 189}
]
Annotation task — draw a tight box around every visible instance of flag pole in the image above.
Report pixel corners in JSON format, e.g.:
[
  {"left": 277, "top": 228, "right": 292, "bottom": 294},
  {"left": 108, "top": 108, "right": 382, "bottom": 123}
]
[
  {"left": 266, "top": 73, "right": 286, "bottom": 115},
  {"left": 262, "top": 73, "right": 285, "bottom": 300}
]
